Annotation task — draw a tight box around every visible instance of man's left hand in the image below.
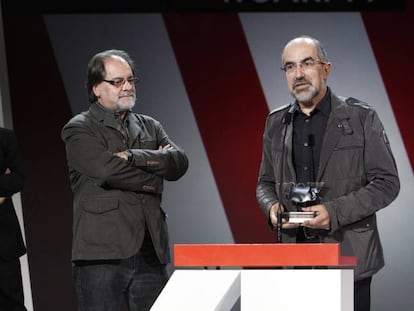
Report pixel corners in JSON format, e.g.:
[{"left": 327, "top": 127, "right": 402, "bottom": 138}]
[{"left": 301, "top": 204, "right": 330, "bottom": 230}]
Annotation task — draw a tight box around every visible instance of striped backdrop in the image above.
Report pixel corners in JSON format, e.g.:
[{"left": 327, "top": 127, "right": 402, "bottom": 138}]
[{"left": 2, "top": 5, "right": 414, "bottom": 310}]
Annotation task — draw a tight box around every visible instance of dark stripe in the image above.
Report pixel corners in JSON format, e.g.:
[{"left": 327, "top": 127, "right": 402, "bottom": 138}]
[
  {"left": 362, "top": 5, "right": 414, "bottom": 170},
  {"left": 3, "top": 15, "right": 76, "bottom": 310}
]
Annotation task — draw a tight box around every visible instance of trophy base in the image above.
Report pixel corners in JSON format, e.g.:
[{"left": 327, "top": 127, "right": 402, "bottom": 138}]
[{"left": 284, "top": 211, "right": 317, "bottom": 223}]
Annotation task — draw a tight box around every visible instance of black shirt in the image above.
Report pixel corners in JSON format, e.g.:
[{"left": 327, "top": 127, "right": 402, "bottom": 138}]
[{"left": 292, "top": 88, "right": 331, "bottom": 184}]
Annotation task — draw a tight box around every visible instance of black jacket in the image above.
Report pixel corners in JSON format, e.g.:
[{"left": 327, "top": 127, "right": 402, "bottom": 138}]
[
  {"left": 257, "top": 91, "right": 400, "bottom": 280},
  {"left": 0, "top": 127, "right": 26, "bottom": 261},
  {"left": 62, "top": 103, "right": 188, "bottom": 263}
]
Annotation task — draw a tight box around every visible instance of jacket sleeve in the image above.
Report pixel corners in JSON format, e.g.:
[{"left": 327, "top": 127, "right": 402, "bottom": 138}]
[
  {"left": 129, "top": 121, "right": 189, "bottom": 181},
  {"left": 62, "top": 119, "right": 163, "bottom": 194},
  {"left": 0, "top": 129, "right": 24, "bottom": 197},
  {"left": 256, "top": 114, "right": 279, "bottom": 222},
  {"left": 326, "top": 108, "right": 400, "bottom": 231}
]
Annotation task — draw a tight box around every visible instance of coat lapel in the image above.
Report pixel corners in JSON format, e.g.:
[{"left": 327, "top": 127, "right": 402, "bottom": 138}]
[
  {"left": 317, "top": 93, "right": 351, "bottom": 180},
  {"left": 126, "top": 113, "right": 142, "bottom": 147},
  {"left": 90, "top": 103, "right": 119, "bottom": 130}
]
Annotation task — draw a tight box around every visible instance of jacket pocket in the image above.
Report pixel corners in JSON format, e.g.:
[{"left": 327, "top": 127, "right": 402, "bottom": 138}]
[
  {"left": 78, "top": 197, "right": 126, "bottom": 254},
  {"left": 344, "top": 216, "right": 383, "bottom": 279},
  {"left": 81, "top": 197, "right": 119, "bottom": 214},
  {"left": 329, "top": 144, "right": 364, "bottom": 180},
  {"left": 348, "top": 215, "right": 376, "bottom": 232}
]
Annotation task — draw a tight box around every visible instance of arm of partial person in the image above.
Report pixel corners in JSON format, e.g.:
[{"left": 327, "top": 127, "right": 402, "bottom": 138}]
[{"left": 0, "top": 130, "right": 24, "bottom": 197}]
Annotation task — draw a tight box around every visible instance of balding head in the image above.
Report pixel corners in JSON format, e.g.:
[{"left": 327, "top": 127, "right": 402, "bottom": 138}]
[
  {"left": 281, "top": 35, "right": 331, "bottom": 109},
  {"left": 282, "top": 36, "right": 328, "bottom": 64}
]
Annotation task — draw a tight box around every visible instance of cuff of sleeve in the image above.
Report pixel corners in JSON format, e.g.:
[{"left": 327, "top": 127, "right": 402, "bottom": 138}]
[{"left": 126, "top": 149, "right": 133, "bottom": 162}]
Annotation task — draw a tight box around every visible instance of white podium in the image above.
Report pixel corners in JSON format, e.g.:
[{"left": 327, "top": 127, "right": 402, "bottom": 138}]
[{"left": 151, "top": 244, "right": 356, "bottom": 311}]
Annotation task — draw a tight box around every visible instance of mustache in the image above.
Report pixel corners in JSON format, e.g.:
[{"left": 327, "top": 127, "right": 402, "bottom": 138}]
[
  {"left": 119, "top": 92, "right": 135, "bottom": 98},
  {"left": 293, "top": 78, "right": 312, "bottom": 88}
]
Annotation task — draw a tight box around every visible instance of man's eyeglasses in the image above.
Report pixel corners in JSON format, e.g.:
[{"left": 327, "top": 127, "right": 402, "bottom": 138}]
[
  {"left": 281, "top": 59, "right": 326, "bottom": 74},
  {"left": 102, "top": 76, "right": 139, "bottom": 88}
]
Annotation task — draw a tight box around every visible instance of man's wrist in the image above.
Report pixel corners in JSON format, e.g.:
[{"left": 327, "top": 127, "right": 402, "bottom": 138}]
[{"left": 125, "top": 149, "right": 133, "bottom": 162}]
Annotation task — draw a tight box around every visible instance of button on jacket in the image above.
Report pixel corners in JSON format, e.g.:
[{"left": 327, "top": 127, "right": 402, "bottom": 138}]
[
  {"left": 62, "top": 103, "right": 188, "bottom": 263},
  {"left": 256, "top": 91, "right": 400, "bottom": 281}
]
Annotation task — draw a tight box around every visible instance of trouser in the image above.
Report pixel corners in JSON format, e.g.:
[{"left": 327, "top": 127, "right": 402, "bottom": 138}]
[
  {"left": 73, "top": 232, "right": 168, "bottom": 311},
  {"left": 0, "top": 257, "right": 27, "bottom": 311},
  {"left": 355, "top": 276, "right": 372, "bottom": 311}
]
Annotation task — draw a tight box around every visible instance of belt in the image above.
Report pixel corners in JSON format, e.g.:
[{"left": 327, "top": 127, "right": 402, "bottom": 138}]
[{"left": 296, "top": 227, "right": 321, "bottom": 243}]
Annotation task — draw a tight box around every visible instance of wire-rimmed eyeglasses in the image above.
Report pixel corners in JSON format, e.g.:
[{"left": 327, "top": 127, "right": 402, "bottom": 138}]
[
  {"left": 281, "top": 59, "right": 326, "bottom": 74},
  {"left": 102, "top": 76, "right": 140, "bottom": 88}
]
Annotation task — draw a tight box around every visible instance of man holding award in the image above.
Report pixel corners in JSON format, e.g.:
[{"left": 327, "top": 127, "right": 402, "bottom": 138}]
[{"left": 256, "top": 35, "right": 400, "bottom": 311}]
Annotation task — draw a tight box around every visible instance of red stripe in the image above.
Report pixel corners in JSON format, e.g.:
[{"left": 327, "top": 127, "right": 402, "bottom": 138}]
[
  {"left": 362, "top": 5, "right": 414, "bottom": 170},
  {"left": 174, "top": 243, "right": 351, "bottom": 267},
  {"left": 163, "top": 13, "right": 274, "bottom": 243}
]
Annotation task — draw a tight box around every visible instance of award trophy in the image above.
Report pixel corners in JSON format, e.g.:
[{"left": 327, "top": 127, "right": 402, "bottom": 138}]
[{"left": 282, "top": 182, "right": 324, "bottom": 223}]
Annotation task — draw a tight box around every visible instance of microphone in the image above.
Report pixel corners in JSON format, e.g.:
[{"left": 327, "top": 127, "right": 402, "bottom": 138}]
[
  {"left": 277, "top": 104, "right": 294, "bottom": 243},
  {"left": 277, "top": 206, "right": 283, "bottom": 243}
]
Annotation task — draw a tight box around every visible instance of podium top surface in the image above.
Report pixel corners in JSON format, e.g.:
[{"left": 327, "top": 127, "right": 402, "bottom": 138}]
[{"left": 174, "top": 243, "right": 356, "bottom": 267}]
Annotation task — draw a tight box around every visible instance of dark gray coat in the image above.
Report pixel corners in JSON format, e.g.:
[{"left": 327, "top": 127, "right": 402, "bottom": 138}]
[
  {"left": 62, "top": 103, "right": 188, "bottom": 263},
  {"left": 0, "top": 127, "right": 26, "bottom": 261},
  {"left": 256, "top": 91, "right": 400, "bottom": 281}
]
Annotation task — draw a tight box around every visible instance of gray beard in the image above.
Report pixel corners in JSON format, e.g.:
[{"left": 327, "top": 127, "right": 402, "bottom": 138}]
[
  {"left": 116, "top": 96, "right": 136, "bottom": 111},
  {"left": 291, "top": 86, "right": 319, "bottom": 104}
]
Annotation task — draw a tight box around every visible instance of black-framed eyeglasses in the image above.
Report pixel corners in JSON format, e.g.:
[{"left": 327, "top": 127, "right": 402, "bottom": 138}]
[
  {"left": 281, "top": 59, "right": 326, "bottom": 74},
  {"left": 102, "top": 76, "right": 140, "bottom": 88}
]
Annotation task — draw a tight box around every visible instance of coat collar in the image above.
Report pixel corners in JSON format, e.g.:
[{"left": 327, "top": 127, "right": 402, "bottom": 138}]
[
  {"left": 89, "top": 102, "right": 143, "bottom": 146},
  {"left": 89, "top": 102, "right": 130, "bottom": 129}
]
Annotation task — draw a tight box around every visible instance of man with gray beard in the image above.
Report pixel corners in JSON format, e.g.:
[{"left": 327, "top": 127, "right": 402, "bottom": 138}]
[
  {"left": 61, "top": 50, "right": 188, "bottom": 311},
  {"left": 256, "top": 36, "right": 399, "bottom": 311}
]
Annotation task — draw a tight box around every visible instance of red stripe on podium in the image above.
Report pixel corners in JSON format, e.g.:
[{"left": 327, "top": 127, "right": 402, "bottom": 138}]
[{"left": 174, "top": 244, "right": 356, "bottom": 267}]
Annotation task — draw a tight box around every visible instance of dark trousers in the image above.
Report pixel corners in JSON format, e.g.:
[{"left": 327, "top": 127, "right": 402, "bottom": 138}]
[
  {"left": 73, "top": 233, "right": 168, "bottom": 311},
  {"left": 355, "top": 276, "right": 372, "bottom": 311},
  {"left": 0, "top": 257, "right": 27, "bottom": 311}
]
